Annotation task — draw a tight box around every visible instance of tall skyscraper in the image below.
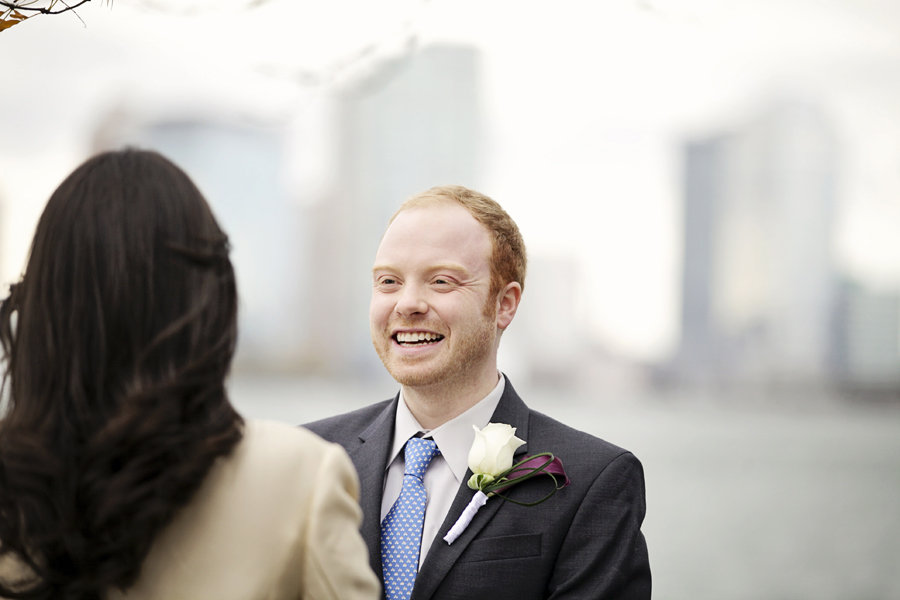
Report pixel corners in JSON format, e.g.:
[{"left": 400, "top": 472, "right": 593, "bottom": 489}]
[
  {"left": 834, "top": 280, "right": 900, "bottom": 393},
  {"left": 677, "top": 99, "right": 840, "bottom": 387},
  {"left": 302, "top": 44, "right": 485, "bottom": 377},
  {"left": 92, "top": 111, "right": 305, "bottom": 372}
]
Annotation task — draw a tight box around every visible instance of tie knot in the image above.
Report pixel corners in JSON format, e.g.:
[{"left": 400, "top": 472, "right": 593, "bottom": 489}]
[{"left": 403, "top": 437, "right": 439, "bottom": 480}]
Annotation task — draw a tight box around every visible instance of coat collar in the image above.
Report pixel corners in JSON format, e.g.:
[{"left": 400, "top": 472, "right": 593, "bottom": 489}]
[
  {"left": 352, "top": 379, "right": 530, "bottom": 598},
  {"left": 349, "top": 397, "right": 398, "bottom": 581},
  {"left": 412, "top": 379, "right": 531, "bottom": 599}
]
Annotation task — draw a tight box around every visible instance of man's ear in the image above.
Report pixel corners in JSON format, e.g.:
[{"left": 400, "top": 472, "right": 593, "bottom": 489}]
[{"left": 495, "top": 281, "right": 522, "bottom": 330}]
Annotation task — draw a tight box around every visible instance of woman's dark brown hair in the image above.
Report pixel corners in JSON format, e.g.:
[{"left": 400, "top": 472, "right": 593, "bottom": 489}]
[{"left": 0, "top": 149, "right": 243, "bottom": 599}]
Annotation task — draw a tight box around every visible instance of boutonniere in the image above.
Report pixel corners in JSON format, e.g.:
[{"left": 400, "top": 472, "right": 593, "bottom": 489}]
[{"left": 443, "top": 422, "right": 570, "bottom": 545}]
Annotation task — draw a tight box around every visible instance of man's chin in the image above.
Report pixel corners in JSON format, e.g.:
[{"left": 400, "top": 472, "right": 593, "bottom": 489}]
[
  {"left": 384, "top": 361, "right": 446, "bottom": 389},
  {"left": 388, "top": 369, "right": 441, "bottom": 388}
]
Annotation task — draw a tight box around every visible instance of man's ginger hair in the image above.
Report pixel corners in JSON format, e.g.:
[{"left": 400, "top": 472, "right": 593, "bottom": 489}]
[{"left": 391, "top": 185, "right": 527, "bottom": 301}]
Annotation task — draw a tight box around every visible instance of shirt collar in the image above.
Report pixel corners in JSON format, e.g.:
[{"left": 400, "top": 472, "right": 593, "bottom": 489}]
[{"left": 387, "top": 374, "right": 506, "bottom": 483}]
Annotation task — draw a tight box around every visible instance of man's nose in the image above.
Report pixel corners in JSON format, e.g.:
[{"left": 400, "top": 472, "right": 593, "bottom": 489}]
[{"left": 395, "top": 283, "right": 428, "bottom": 316}]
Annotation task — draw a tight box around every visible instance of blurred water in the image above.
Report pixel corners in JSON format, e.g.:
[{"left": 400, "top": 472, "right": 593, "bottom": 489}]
[{"left": 228, "top": 374, "right": 900, "bottom": 600}]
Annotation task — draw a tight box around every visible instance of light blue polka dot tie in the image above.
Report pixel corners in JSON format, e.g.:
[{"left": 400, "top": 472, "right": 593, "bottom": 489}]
[{"left": 381, "top": 437, "right": 440, "bottom": 600}]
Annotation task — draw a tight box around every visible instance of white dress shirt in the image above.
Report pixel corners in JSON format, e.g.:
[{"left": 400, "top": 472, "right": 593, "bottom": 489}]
[{"left": 380, "top": 374, "right": 506, "bottom": 567}]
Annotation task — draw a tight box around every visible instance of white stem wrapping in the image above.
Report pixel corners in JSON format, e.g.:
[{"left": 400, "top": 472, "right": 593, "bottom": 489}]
[{"left": 443, "top": 490, "right": 489, "bottom": 545}]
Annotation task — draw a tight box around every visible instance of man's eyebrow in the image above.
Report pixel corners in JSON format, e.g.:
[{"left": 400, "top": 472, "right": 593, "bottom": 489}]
[
  {"left": 427, "top": 263, "right": 469, "bottom": 274},
  {"left": 371, "top": 263, "right": 471, "bottom": 275}
]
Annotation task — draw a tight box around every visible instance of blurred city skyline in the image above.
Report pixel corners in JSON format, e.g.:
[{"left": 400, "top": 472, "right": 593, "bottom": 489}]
[{"left": 1, "top": 0, "right": 899, "bottom": 394}]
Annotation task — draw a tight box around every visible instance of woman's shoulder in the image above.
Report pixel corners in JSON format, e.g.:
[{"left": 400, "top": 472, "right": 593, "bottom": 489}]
[
  {"left": 178, "top": 419, "right": 357, "bottom": 519},
  {"left": 233, "top": 419, "right": 352, "bottom": 475},
  {"left": 243, "top": 418, "right": 332, "bottom": 447}
]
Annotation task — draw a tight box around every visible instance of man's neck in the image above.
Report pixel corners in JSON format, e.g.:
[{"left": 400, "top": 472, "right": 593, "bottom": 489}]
[{"left": 401, "top": 370, "right": 501, "bottom": 430}]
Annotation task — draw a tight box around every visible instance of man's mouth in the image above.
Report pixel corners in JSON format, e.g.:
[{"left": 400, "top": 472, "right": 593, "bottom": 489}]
[{"left": 394, "top": 331, "right": 445, "bottom": 346}]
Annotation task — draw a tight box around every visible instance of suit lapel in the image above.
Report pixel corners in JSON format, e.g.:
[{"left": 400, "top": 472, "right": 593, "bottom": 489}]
[
  {"left": 347, "top": 396, "right": 398, "bottom": 581},
  {"left": 412, "top": 381, "right": 532, "bottom": 600}
]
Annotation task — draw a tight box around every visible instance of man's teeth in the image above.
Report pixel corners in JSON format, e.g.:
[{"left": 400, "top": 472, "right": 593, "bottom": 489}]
[{"left": 396, "top": 331, "right": 443, "bottom": 344}]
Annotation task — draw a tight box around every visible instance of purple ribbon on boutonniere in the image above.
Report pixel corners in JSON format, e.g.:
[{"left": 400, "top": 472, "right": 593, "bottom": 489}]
[
  {"left": 443, "top": 423, "right": 570, "bottom": 545},
  {"left": 496, "top": 453, "right": 570, "bottom": 494}
]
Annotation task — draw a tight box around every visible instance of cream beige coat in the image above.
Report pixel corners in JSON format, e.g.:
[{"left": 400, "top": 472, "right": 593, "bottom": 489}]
[
  {"left": 115, "top": 420, "right": 380, "bottom": 600},
  {"left": 2, "top": 420, "right": 380, "bottom": 600}
]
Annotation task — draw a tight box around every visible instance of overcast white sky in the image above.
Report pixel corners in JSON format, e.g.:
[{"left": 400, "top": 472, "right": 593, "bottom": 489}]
[{"left": 2, "top": 0, "right": 899, "bottom": 360}]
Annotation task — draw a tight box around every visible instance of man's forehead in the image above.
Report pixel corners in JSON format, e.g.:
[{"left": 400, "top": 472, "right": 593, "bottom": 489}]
[
  {"left": 383, "top": 203, "right": 488, "bottom": 241},
  {"left": 374, "top": 204, "right": 492, "bottom": 272}
]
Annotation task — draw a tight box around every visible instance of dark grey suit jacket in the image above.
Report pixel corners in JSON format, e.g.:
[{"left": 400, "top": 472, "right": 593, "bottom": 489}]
[{"left": 305, "top": 379, "right": 651, "bottom": 599}]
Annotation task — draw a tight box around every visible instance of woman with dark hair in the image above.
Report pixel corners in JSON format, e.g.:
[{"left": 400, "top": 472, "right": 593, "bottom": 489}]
[{"left": 0, "top": 149, "right": 379, "bottom": 600}]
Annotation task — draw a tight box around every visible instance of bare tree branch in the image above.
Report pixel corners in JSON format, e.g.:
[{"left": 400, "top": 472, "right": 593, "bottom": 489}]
[
  {"left": 1, "top": 0, "right": 95, "bottom": 15},
  {"left": 1, "top": 0, "right": 108, "bottom": 31}
]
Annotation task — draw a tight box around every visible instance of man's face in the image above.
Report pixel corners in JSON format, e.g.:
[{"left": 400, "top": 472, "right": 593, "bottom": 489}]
[{"left": 370, "top": 202, "right": 499, "bottom": 390}]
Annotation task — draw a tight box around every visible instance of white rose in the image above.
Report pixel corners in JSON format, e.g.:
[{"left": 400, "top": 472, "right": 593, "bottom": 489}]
[{"left": 467, "top": 423, "right": 526, "bottom": 481}]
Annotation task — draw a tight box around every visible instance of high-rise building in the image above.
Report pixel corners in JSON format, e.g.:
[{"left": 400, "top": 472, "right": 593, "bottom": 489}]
[
  {"left": 303, "top": 44, "right": 485, "bottom": 377},
  {"left": 834, "top": 280, "right": 900, "bottom": 392},
  {"left": 92, "top": 111, "right": 305, "bottom": 372},
  {"left": 677, "top": 99, "right": 840, "bottom": 387}
]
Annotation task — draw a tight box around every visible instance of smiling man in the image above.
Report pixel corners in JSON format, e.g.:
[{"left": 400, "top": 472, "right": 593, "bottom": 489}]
[{"left": 306, "top": 185, "right": 651, "bottom": 600}]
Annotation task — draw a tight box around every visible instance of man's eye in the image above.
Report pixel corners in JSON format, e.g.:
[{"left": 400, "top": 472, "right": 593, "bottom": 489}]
[{"left": 377, "top": 277, "right": 398, "bottom": 286}]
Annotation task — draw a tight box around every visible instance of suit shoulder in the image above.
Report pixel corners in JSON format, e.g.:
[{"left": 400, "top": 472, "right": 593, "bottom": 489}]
[
  {"left": 303, "top": 399, "right": 394, "bottom": 442},
  {"left": 527, "top": 408, "right": 639, "bottom": 468}
]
